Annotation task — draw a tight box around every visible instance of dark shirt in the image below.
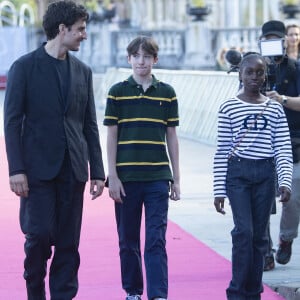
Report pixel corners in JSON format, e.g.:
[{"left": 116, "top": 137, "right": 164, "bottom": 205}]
[
  {"left": 55, "top": 58, "right": 69, "bottom": 106},
  {"left": 273, "top": 56, "right": 300, "bottom": 138},
  {"left": 45, "top": 53, "right": 70, "bottom": 108}
]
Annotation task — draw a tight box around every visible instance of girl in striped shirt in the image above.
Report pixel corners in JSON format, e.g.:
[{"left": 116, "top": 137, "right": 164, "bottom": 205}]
[{"left": 213, "top": 53, "right": 293, "bottom": 300}]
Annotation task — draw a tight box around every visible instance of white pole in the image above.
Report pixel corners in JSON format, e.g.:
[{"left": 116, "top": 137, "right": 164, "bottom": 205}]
[
  {"left": 249, "top": 0, "right": 256, "bottom": 27},
  {"left": 225, "top": 0, "right": 239, "bottom": 28},
  {"left": 263, "top": 0, "right": 269, "bottom": 22}
]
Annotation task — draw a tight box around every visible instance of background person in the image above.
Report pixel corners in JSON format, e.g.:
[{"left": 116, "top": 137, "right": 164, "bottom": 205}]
[
  {"left": 103, "top": 35, "right": 180, "bottom": 300},
  {"left": 286, "top": 24, "right": 300, "bottom": 61},
  {"left": 214, "top": 52, "right": 292, "bottom": 300},
  {"left": 215, "top": 46, "right": 229, "bottom": 71},
  {"left": 4, "top": 1, "right": 105, "bottom": 299},
  {"left": 261, "top": 20, "right": 300, "bottom": 269}
]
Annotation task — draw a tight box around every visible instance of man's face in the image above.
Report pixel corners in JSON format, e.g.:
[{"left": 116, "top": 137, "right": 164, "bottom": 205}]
[{"left": 61, "top": 18, "right": 87, "bottom": 51}]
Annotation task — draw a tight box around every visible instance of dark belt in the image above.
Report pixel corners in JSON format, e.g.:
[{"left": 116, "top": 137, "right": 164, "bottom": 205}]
[{"left": 229, "top": 156, "right": 274, "bottom": 163}]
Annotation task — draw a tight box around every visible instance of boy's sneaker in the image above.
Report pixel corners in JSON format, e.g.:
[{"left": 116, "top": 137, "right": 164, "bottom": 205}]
[
  {"left": 153, "top": 298, "right": 167, "bottom": 300},
  {"left": 126, "top": 295, "right": 142, "bottom": 300},
  {"left": 275, "top": 239, "right": 293, "bottom": 265}
]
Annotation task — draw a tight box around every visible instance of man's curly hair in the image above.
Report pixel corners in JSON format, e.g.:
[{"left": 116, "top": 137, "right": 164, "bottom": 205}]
[{"left": 42, "top": 1, "right": 89, "bottom": 40}]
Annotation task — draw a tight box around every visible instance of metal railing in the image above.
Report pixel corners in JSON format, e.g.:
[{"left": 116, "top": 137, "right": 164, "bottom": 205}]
[
  {"left": 211, "top": 26, "right": 261, "bottom": 56},
  {"left": 110, "top": 29, "right": 185, "bottom": 69},
  {"left": 1, "top": 24, "right": 262, "bottom": 73},
  {"left": 93, "top": 68, "right": 239, "bottom": 145},
  {"left": 74, "top": 25, "right": 262, "bottom": 72}
]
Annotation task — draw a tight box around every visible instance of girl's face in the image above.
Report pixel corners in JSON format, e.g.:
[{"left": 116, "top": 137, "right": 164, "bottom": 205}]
[
  {"left": 128, "top": 46, "right": 158, "bottom": 77},
  {"left": 239, "top": 57, "right": 266, "bottom": 92},
  {"left": 287, "top": 26, "right": 300, "bottom": 47}
]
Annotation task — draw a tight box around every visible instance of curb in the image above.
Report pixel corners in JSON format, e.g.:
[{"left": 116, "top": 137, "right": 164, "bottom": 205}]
[{"left": 270, "top": 284, "right": 300, "bottom": 300}]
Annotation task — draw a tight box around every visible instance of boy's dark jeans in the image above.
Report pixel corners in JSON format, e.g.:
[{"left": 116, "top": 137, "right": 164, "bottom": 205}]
[{"left": 115, "top": 180, "right": 169, "bottom": 300}]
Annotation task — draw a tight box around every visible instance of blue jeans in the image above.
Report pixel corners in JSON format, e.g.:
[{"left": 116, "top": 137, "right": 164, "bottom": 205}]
[
  {"left": 226, "top": 156, "right": 275, "bottom": 300},
  {"left": 114, "top": 180, "right": 169, "bottom": 300}
]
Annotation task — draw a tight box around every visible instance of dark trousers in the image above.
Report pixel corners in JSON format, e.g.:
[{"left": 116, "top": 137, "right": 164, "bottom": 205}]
[
  {"left": 115, "top": 180, "right": 169, "bottom": 300},
  {"left": 226, "top": 157, "right": 275, "bottom": 300},
  {"left": 20, "top": 151, "right": 85, "bottom": 300}
]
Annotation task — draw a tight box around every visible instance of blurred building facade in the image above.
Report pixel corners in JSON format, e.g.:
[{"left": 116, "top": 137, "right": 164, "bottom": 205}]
[
  {"left": 75, "top": 0, "right": 298, "bottom": 71},
  {"left": 1, "top": 0, "right": 300, "bottom": 72}
]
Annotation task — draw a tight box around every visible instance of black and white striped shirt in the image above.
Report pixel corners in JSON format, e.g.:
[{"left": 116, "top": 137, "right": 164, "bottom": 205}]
[{"left": 213, "top": 97, "right": 293, "bottom": 197}]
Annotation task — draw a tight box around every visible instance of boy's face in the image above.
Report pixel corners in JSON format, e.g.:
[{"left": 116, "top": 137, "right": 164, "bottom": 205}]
[{"left": 128, "top": 46, "right": 158, "bottom": 77}]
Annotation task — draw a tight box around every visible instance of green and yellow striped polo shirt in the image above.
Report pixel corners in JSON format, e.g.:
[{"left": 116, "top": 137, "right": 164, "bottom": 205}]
[{"left": 103, "top": 75, "right": 179, "bottom": 182}]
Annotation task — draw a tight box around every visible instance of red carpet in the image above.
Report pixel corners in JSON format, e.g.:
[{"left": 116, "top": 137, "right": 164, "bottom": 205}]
[{"left": 0, "top": 137, "right": 283, "bottom": 299}]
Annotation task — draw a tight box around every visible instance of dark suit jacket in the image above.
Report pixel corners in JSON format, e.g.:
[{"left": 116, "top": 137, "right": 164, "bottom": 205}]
[{"left": 4, "top": 45, "right": 105, "bottom": 182}]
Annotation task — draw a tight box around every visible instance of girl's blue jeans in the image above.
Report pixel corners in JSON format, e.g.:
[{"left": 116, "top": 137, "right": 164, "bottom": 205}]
[{"left": 226, "top": 156, "right": 275, "bottom": 300}]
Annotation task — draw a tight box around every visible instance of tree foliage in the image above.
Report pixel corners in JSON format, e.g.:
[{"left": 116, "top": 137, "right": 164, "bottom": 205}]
[
  {"left": 0, "top": 0, "right": 37, "bottom": 25},
  {"left": 1, "top": 0, "right": 37, "bottom": 11}
]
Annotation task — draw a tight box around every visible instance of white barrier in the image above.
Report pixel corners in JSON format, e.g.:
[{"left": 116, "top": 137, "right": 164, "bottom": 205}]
[
  {"left": 93, "top": 68, "right": 239, "bottom": 145},
  {"left": 0, "top": 27, "right": 28, "bottom": 74}
]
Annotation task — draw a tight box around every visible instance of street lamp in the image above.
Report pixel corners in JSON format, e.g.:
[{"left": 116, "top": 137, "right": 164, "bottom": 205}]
[
  {"left": 186, "top": 0, "right": 211, "bottom": 22},
  {"left": 280, "top": 0, "right": 300, "bottom": 19}
]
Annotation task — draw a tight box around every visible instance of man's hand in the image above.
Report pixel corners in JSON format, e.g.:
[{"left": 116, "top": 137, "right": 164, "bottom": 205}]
[
  {"left": 9, "top": 174, "right": 29, "bottom": 198},
  {"left": 90, "top": 179, "right": 105, "bottom": 200},
  {"left": 266, "top": 90, "right": 281, "bottom": 102},
  {"left": 214, "top": 197, "right": 226, "bottom": 215},
  {"left": 170, "top": 182, "right": 180, "bottom": 201},
  {"left": 278, "top": 186, "right": 291, "bottom": 203}
]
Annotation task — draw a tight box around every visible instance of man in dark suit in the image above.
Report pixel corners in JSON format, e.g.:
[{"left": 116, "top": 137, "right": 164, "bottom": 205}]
[{"left": 4, "top": 1, "right": 105, "bottom": 299}]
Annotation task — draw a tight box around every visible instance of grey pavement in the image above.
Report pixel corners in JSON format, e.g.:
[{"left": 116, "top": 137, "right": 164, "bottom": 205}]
[{"left": 1, "top": 90, "right": 300, "bottom": 299}]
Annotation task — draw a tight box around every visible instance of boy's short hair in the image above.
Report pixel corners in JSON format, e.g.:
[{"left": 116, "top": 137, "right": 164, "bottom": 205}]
[
  {"left": 43, "top": 0, "right": 89, "bottom": 40},
  {"left": 127, "top": 36, "right": 159, "bottom": 58}
]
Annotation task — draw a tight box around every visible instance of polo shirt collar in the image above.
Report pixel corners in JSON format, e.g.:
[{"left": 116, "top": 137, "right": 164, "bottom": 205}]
[{"left": 128, "top": 75, "right": 159, "bottom": 88}]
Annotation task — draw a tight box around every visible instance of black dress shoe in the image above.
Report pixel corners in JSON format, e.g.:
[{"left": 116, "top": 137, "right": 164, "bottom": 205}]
[
  {"left": 264, "top": 253, "right": 275, "bottom": 271},
  {"left": 275, "top": 239, "right": 293, "bottom": 265}
]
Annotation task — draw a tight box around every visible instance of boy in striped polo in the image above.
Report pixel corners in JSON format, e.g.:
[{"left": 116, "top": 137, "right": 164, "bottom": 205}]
[{"left": 103, "top": 36, "right": 180, "bottom": 300}]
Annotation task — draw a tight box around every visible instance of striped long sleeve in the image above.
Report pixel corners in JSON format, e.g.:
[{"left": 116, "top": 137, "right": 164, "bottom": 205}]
[{"left": 213, "top": 97, "right": 293, "bottom": 197}]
